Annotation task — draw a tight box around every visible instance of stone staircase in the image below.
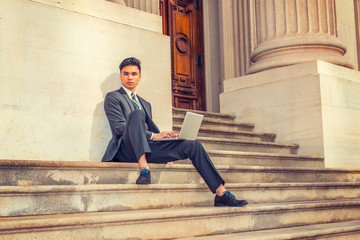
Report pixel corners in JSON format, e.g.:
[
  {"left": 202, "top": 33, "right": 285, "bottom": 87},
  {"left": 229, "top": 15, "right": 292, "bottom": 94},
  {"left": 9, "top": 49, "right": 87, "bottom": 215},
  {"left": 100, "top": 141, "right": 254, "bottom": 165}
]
[{"left": 1, "top": 107, "right": 360, "bottom": 239}]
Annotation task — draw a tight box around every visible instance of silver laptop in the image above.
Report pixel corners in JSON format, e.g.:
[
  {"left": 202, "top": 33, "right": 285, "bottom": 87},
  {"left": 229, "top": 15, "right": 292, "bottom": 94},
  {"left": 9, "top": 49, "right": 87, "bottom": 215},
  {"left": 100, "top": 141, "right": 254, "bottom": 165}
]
[{"left": 153, "top": 111, "right": 203, "bottom": 141}]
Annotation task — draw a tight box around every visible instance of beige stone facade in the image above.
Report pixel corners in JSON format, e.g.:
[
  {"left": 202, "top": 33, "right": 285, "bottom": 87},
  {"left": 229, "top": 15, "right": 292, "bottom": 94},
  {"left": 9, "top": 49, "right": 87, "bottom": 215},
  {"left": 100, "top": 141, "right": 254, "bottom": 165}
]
[
  {"left": 1, "top": 0, "right": 360, "bottom": 168},
  {"left": 0, "top": 0, "right": 171, "bottom": 162}
]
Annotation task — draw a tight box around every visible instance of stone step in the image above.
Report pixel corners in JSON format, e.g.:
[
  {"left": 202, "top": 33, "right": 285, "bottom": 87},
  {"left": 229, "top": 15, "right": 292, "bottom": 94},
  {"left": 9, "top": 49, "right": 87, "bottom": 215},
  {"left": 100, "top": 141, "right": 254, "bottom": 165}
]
[
  {"left": 173, "top": 125, "right": 275, "bottom": 142},
  {"left": 198, "top": 137, "right": 298, "bottom": 154},
  {"left": 173, "top": 116, "right": 255, "bottom": 132},
  {"left": 173, "top": 107, "right": 237, "bottom": 122},
  {"left": 1, "top": 199, "right": 360, "bottom": 239},
  {"left": 176, "top": 150, "right": 324, "bottom": 168},
  {"left": 1, "top": 182, "right": 359, "bottom": 217},
  {"left": 179, "top": 220, "right": 360, "bottom": 240},
  {"left": 2, "top": 160, "right": 360, "bottom": 186}
]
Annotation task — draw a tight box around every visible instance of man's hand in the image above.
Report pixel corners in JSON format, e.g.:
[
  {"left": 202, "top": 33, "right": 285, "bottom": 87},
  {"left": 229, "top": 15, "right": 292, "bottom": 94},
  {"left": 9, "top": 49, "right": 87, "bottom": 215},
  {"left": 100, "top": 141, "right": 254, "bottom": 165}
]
[{"left": 153, "top": 131, "right": 179, "bottom": 139}]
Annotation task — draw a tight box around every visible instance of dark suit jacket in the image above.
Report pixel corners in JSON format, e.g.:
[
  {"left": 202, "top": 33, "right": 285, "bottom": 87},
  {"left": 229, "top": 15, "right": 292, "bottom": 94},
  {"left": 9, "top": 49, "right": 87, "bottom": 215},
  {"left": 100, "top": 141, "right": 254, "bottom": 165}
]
[{"left": 102, "top": 87, "right": 160, "bottom": 162}]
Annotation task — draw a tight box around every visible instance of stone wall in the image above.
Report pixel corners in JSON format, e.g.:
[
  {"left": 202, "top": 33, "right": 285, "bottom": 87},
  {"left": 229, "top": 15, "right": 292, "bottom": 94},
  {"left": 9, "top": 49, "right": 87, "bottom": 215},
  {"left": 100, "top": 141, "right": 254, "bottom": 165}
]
[
  {"left": 0, "top": 0, "right": 171, "bottom": 162},
  {"left": 220, "top": 60, "right": 360, "bottom": 169}
]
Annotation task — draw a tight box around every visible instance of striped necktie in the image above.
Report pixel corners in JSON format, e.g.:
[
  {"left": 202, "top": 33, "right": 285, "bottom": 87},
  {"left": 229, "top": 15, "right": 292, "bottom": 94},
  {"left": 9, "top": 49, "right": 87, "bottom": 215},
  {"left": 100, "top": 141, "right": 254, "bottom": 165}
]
[{"left": 131, "top": 92, "right": 141, "bottom": 109}]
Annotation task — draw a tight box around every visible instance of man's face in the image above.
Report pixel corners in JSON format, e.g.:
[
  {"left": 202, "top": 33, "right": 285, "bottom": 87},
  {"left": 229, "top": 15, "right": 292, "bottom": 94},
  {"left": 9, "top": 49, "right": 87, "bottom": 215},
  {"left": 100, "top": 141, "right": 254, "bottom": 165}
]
[{"left": 120, "top": 65, "right": 142, "bottom": 92}]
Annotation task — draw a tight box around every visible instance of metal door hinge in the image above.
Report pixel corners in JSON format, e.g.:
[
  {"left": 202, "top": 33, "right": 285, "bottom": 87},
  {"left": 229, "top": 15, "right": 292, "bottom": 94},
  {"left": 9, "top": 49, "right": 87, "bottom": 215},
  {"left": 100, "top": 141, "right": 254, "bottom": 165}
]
[
  {"left": 195, "top": 54, "right": 203, "bottom": 66},
  {"left": 194, "top": 0, "right": 200, "bottom": 9}
]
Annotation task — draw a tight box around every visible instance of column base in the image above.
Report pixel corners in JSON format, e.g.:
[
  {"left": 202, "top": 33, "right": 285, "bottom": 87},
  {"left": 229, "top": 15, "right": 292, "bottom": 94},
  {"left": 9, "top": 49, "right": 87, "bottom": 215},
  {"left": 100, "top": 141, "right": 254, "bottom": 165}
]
[
  {"left": 220, "top": 60, "right": 360, "bottom": 168},
  {"left": 248, "top": 37, "right": 354, "bottom": 74}
]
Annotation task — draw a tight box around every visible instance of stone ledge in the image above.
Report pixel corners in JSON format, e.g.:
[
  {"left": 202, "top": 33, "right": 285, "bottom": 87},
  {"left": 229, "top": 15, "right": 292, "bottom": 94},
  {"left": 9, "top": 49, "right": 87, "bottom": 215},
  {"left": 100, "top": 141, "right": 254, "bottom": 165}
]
[
  {"left": 207, "top": 150, "right": 323, "bottom": 161},
  {"left": 2, "top": 160, "right": 360, "bottom": 186},
  {"left": 1, "top": 159, "right": 360, "bottom": 173},
  {"left": 2, "top": 182, "right": 360, "bottom": 194},
  {"left": 173, "top": 125, "right": 274, "bottom": 141},
  {"left": 180, "top": 220, "right": 360, "bottom": 240},
  {"left": 177, "top": 150, "right": 324, "bottom": 167},
  {"left": 198, "top": 137, "right": 298, "bottom": 147},
  {"left": 198, "top": 137, "right": 299, "bottom": 154},
  {"left": 3, "top": 160, "right": 357, "bottom": 172},
  {"left": 1, "top": 200, "right": 360, "bottom": 238},
  {"left": 28, "top": 0, "right": 162, "bottom": 33},
  {"left": 173, "top": 107, "right": 237, "bottom": 121},
  {"left": 172, "top": 117, "right": 255, "bottom": 131}
]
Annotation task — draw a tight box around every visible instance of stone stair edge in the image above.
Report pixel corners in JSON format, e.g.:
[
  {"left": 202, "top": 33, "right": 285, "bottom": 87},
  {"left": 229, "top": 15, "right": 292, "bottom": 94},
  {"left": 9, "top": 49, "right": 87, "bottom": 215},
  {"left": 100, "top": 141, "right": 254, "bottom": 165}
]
[
  {"left": 173, "top": 124, "right": 275, "bottom": 138},
  {"left": 207, "top": 150, "right": 324, "bottom": 160},
  {"left": 197, "top": 137, "right": 299, "bottom": 148},
  {"left": 172, "top": 116, "right": 255, "bottom": 128},
  {"left": 1, "top": 199, "right": 360, "bottom": 231},
  {"left": 0, "top": 159, "right": 148, "bottom": 169},
  {"left": 1, "top": 182, "right": 359, "bottom": 219},
  {"left": 2, "top": 182, "right": 360, "bottom": 194},
  {"left": 1, "top": 160, "right": 360, "bottom": 173},
  {"left": 178, "top": 220, "right": 360, "bottom": 240},
  {"left": 172, "top": 107, "right": 236, "bottom": 120}
]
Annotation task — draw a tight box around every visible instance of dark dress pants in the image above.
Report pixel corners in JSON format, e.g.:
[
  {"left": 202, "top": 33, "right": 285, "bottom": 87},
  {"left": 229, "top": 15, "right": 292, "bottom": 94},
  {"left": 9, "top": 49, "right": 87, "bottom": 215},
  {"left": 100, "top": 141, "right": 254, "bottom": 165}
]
[{"left": 114, "top": 110, "right": 225, "bottom": 193}]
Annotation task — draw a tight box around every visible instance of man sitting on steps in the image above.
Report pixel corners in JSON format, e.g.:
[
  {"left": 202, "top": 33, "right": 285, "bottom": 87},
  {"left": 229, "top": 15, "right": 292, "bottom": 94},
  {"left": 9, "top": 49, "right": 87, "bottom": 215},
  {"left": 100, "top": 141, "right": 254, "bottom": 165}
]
[{"left": 102, "top": 57, "right": 248, "bottom": 207}]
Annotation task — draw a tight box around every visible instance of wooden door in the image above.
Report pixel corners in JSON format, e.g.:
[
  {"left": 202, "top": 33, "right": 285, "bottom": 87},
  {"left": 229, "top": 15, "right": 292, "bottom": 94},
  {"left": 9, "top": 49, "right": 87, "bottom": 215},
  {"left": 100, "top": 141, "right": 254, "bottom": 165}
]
[{"left": 160, "top": 0, "right": 206, "bottom": 110}]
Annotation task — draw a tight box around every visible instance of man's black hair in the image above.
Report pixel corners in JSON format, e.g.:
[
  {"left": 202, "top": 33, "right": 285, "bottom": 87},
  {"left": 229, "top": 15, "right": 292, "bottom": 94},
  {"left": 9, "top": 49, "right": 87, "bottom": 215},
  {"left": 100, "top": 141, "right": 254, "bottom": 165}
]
[{"left": 119, "top": 57, "right": 141, "bottom": 73}]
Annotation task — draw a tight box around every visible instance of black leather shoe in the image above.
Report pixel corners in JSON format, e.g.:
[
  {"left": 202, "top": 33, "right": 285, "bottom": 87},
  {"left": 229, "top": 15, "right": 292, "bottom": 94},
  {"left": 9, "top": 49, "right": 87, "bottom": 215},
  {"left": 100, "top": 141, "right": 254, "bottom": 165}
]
[
  {"left": 214, "top": 191, "right": 248, "bottom": 207},
  {"left": 136, "top": 168, "right": 151, "bottom": 184}
]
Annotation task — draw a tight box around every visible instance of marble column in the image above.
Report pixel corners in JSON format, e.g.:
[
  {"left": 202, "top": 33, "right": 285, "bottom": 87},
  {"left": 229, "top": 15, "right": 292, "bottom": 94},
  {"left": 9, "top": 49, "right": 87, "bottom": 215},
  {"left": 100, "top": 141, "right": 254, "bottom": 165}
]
[
  {"left": 217, "top": 0, "right": 252, "bottom": 79},
  {"left": 105, "top": 0, "right": 126, "bottom": 5},
  {"left": 248, "top": 0, "right": 353, "bottom": 74},
  {"left": 123, "top": 0, "right": 159, "bottom": 15}
]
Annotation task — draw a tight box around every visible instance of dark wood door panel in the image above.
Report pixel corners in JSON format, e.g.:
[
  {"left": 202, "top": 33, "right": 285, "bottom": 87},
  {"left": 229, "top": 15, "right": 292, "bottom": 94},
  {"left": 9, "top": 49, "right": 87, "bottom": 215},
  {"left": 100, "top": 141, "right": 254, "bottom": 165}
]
[{"left": 160, "top": 0, "right": 205, "bottom": 110}]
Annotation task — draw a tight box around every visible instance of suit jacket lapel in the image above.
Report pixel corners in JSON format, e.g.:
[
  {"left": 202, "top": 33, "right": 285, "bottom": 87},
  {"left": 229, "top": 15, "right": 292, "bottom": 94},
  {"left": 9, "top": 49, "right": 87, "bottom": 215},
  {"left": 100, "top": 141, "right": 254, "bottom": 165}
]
[
  {"left": 138, "top": 96, "right": 160, "bottom": 133},
  {"left": 138, "top": 96, "right": 150, "bottom": 117},
  {"left": 119, "top": 87, "right": 136, "bottom": 111},
  {"left": 116, "top": 88, "right": 160, "bottom": 134}
]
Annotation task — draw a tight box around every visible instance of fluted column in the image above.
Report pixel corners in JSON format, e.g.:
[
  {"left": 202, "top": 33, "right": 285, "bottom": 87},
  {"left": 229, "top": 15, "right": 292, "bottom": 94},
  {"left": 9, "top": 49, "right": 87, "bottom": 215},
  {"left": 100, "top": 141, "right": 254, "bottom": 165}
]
[
  {"left": 218, "top": 0, "right": 252, "bottom": 79},
  {"left": 248, "top": 0, "right": 353, "bottom": 74},
  {"left": 123, "top": 0, "right": 159, "bottom": 15},
  {"left": 105, "top": 0, "right": 126, "bottom": 5}
]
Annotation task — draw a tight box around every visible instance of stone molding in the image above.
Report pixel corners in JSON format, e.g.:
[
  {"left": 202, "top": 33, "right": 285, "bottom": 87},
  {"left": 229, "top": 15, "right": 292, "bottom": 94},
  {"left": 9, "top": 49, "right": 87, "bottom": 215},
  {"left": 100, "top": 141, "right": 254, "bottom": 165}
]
[{"left": 29, "top": 0, "right": 162, "bottom": 33}]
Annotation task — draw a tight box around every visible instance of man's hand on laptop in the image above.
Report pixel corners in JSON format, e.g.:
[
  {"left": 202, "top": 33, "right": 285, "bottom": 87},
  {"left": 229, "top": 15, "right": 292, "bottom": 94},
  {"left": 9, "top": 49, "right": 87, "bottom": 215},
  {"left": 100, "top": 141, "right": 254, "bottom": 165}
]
[{"left": 153, "top": 131, "right": 179, "bottom": 139}]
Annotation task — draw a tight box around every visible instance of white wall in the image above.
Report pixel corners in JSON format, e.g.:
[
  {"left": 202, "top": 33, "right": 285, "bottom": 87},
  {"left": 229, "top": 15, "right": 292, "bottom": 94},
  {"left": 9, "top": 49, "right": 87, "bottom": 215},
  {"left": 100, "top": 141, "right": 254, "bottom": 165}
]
[{"left": 0, "top": 0, "right": 172, "bottom": 162}]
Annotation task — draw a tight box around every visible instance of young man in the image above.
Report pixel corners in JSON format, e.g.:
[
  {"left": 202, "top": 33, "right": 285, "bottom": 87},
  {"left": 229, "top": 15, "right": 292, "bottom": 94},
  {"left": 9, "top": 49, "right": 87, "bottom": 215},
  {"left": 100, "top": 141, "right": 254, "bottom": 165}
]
[{"left": 102, "top": 57, "right": 248, "bottom": 207}]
